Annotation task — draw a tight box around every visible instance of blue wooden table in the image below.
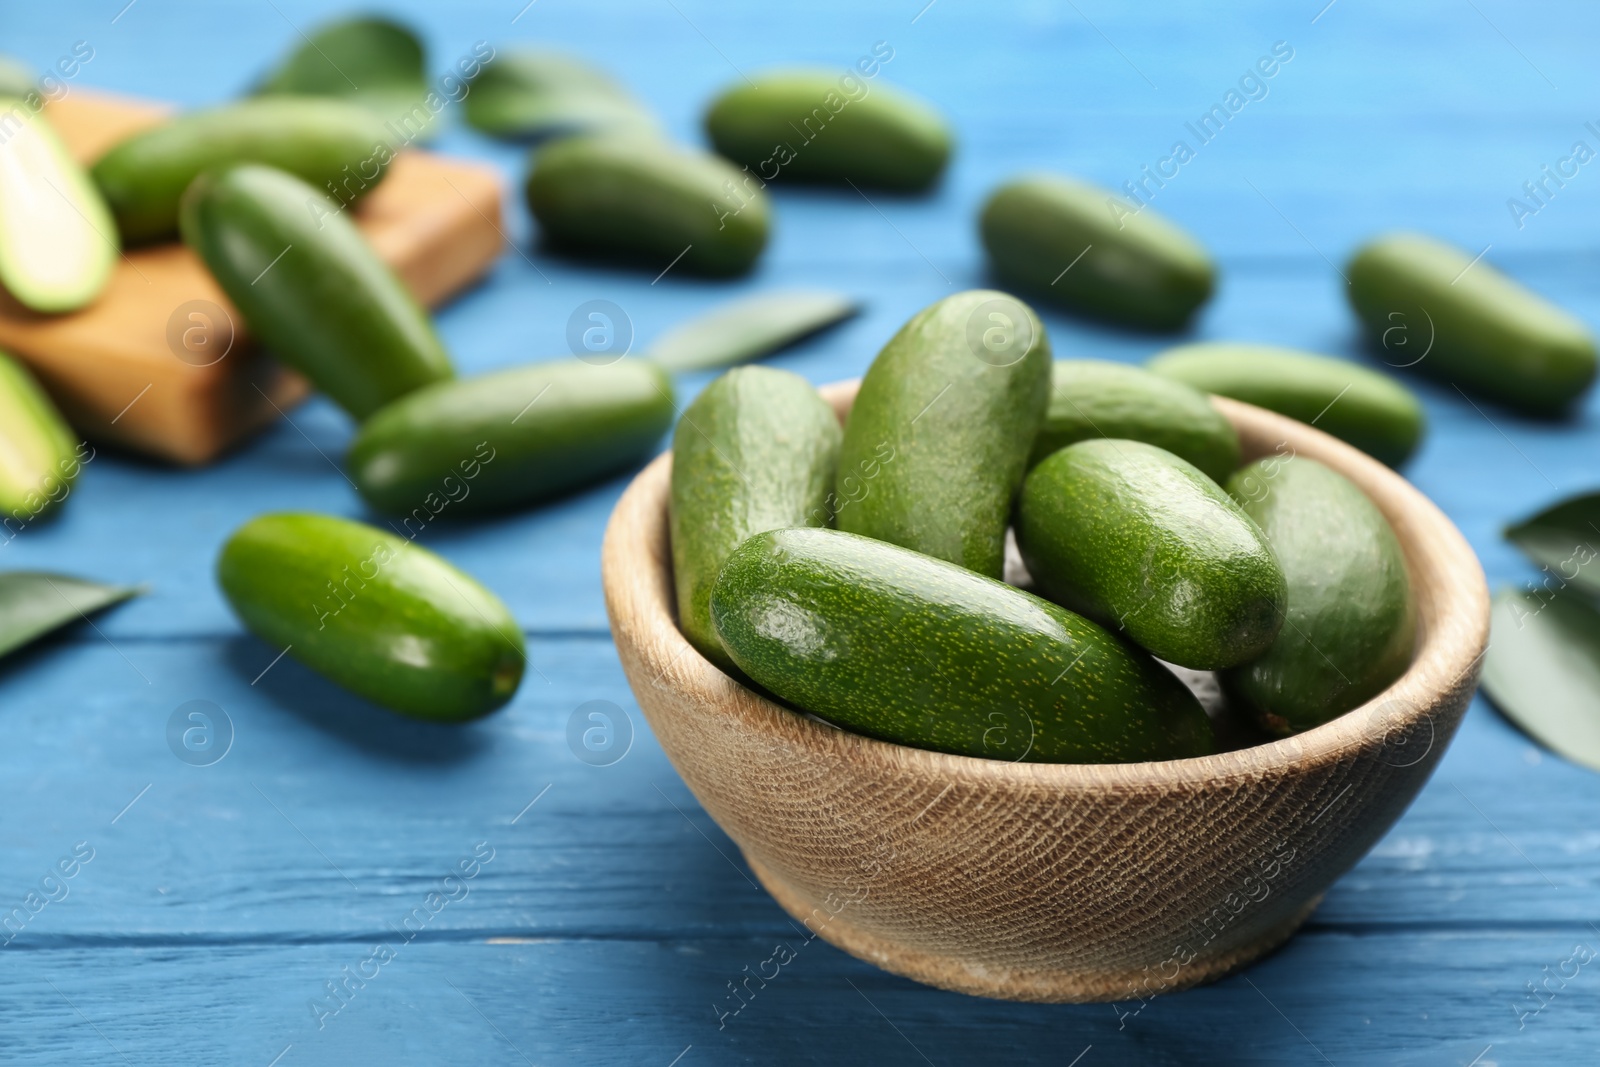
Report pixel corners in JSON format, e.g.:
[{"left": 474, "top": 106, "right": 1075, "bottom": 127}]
[{"left": 4, "top": 1, "right": 1599, "bottom": 1062}]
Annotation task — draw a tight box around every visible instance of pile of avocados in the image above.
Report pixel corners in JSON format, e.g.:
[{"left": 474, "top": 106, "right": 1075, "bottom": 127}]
[
  {"left": 2, "top": 24, "right": 1592, "bottom": 749},
  {"left": 672, "top": 292, "right": 1417, "bottom": 764}
]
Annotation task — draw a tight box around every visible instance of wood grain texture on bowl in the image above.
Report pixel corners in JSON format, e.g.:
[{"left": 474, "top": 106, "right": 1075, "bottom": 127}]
[{"left": 602, "top": 379, "right": 1488, "bottom": 1003}]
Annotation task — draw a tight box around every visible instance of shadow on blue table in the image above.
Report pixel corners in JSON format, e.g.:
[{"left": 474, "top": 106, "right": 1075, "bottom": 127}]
[{"left": 224, "top": 635, "right": 494, "bottom": 764}]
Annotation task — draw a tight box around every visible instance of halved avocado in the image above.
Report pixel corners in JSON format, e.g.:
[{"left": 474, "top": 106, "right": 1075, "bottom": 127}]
[{"left": 0, "top": 98, "right": 116, "bottom": 313}]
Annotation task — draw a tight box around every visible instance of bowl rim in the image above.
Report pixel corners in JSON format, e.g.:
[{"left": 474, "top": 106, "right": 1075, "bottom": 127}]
[{"left": 603, "top": 378, "right": 1490, "bottom": 792}]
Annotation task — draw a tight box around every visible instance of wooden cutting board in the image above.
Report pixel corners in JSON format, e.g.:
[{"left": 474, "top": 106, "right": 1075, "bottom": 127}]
[{"left": 0, "top": 90, "right": 505, "bottom": 465}]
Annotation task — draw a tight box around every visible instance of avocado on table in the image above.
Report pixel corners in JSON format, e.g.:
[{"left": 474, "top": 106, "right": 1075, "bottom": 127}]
[{"left": 217, "top": 512, "right": 525, "bottom": 722}]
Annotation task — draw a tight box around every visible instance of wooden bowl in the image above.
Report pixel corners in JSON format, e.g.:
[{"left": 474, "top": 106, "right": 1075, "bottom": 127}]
[{"left": 601, "top": 380, "right": 1488, "bottom": 1003}]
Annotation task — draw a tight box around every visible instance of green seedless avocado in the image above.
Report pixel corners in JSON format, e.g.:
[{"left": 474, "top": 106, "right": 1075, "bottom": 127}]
[
  {"left": 1223, "top": 456, "right": 1414, "bottom": 736},
  {"left": 704, "top": 68, "right": 951, "bottom": 191},
  {"left": 979, "top": 174, "right": 1214, "bottom": 330},
  {"left": 1148, "top": 343, "right": 1426, "bottom": 467},
  {"left": 836, "top": 290, "right": 1050, "bottom": 579},
  {"left": 1346, "top": 232, "right": 1597, "bottom": 416},
  {"left": 1017, "top": 439, "right": 1286, "bottom": 670},
  {"left": 0, "top": 351, "right": 82, "bottom": 523},
  {"left": 92, "top": 98, "right": 394, "bottom": 244},
  {"left": 217, "top": 512, "right": 524, "bottom": 721},
  {"left": 710, "top": 527, "right": 1213, "bottom": 763},
  {"left": 348, "top": 358, "right": 674, "bottom": 516},
  {"left": 670, "top": 366, "right": 841, "bottom": 673},
  {"left": 180, "top": 163, "right": 453, "bottom": 420},
  {"left": 0, "top": 98, "right": 116, "bottom": 313},
  {"left": 526, "top": 134, "right": 768, "bottom": 276},
  {"left": 1031, "top": 359, "right": 1240, "bottom": 481}
]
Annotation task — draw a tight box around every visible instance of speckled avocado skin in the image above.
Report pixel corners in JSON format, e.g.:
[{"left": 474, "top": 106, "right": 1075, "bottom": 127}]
[
  {"left": 349, "top": 358, "right": 674, "bottom": 516},
  {"left": 670, "top": 367, "right": 841, "bottom": 673},
  {"left": 1222, "top": 455, "right": 1414, "bottom": 736},
  {"left": 710, "top": 527, "right": 1213, "bottom": 764},
  {"left": 1346, "top": 231, "right": 1596, "bottom": 416},
  {"left": 704, "top": 70, "right": 952, "bottom": 191},
  {"left": 217, "top": 513, "right": 525, "bottom": 722},
  {"left": 1147, "top": 343, "right": 1425, "bottom": 467},
  {"left": 526, "top": 134, "right": 769, "bottom": 276},
  {"left": 1030, "top": 359, "right": 1241, "bottom": 481},
  {"left": 979, "top": 174, "right": 1214, "bottom": 330},
  {"left": 835, "top": 289, "right": 1050, "bottom": 579},
  {"left": 1016, "top": 439, "right": 1287, "bottom": 670},
  {"left": 180, "top": 164, "right": 453, "bottom": 420}
]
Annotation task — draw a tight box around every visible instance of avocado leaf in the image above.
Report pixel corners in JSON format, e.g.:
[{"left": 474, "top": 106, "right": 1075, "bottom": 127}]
[
  {"left": 463, "top": 48, "right": 656, "bottom": 142},
  {"left": 1482, "top": 586, "right": 1600, "bottom": 772},
  {"left": 1505, "top": 492, "right": 1600, "bottom": 599},
  {"left": 648, "top": 291, "right": 861, "bottom": 373},
  {"left": 255, "top": 16, "right": 436, "bottom": 141},
  {"left": 0, "top": 572, "right": 144, "bottom": 660}
]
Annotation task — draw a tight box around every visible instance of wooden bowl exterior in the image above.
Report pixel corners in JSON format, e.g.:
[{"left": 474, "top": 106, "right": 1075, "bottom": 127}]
[{"left": 601, "top": 380, "right": 1488, "bottom": 1003}]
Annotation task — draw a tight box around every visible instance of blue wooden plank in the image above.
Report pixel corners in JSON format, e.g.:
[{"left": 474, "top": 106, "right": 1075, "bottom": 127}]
[
  {"left": 0, "top": 931, "right": 1590, "bottom": 1066},
  {"left": 0, "top": 637, "right": 1597, "bottom": 945},
  {"left": 3, "top": 0, "right": 1600, "bottom": 1063}
]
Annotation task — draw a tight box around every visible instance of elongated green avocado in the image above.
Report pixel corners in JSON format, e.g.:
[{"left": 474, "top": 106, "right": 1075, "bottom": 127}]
[
  {"left": 1346, "top": 232, "right": 1597, "bottom": 416},
  {"left": 1017, "top": 439, "right": 1286, "bottom": 670},
  {"left": 93, "top": 97, "right": 394, "bottom": 244},
  {"left": 0, "top": 351, "right": 81, "bottom": 523},
  {"left": 980, "top": 174, "right": 1214, "bottom": 331},
  {"left": 347, "top": 358, "right": 675, "bottom": 516},
  {"left": 526, "top": 134, "right": 768, "bottom": 276},
  {"left": 670, "top": 366, "right": 841, "bottom": 672},
  {"left": 1223, "top": 456, "right": 1414, "bottom": 735},
  {"left": 705, "top": 69, "right": 951, "bottom": 191},
  {"left": 1148, "top": 343, "right": 1425, "bottom": 467},
  {"left": 180, "top": 163, "right": 453, "bottom": 420},
  {"left": 0, "top": 97, "right": 116, "bottom": 313},
  {"left": 217, "top": 513, "right": 524, "bottom": 721},
  {"left": 836, "top": 289, "right": 1050, "bottom": 579},
  {"left": 1031, "top": 359, "right": 1241, "bottom": 481},
  {"left": 710, "top": 527, "right": 1213, "bottom": 763}
]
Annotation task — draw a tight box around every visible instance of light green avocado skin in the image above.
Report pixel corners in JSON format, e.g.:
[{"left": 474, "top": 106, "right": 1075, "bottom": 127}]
[
  {"left": 835, "top": 289, "right": 1050, "bottom": 579},
  {"left": 216, "top": 513, "right": 525, "bottom": 722},
  {"left": 525, "top": 134, "right": 768, "bottom": 276},
  {"left": 0, "top": 351, "right": 80, "bottom": 522},
  {"left": 1148, "top": 343, "right": 1426, "bottom": 467},
  {"left": 1222, "top": 456, "right": 1414, "bottom": 736},
  {"left": 1017, "top": 438, "right": 1287, "bottom": 670},
  {"left": 704, "top": 70, "right": 952, "bottom": 191},
  {"left": 979, "top": 174, "right": 1215, "bottom": 331},
  {"left": 710, "top": 527, "right": 1213, "bottom": 764},
  {"left": 1346, "top": 231, "right": 1597, "bottom": 416},
  {"left": 348, "top": 358, "right": 674, "bottom": 516},
  {"left": 670, "top": 366, "right": 841, "bottom": 673},
  {"left": 1030, "top": 359, "right": 1241, "bottom": 481},
  {"left": 180, "top": 163, "right": 453, "bottom": 420},
  {"left": 93, "top": 98, "right": 393, "bottom": 244}
]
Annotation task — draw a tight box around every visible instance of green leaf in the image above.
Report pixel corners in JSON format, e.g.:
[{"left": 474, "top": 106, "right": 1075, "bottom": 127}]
[
  {"left": 1482, "top": 587, "right": 1600, "bottom": 771},
  {"left": 255, "top": 16, "right": 436, "bottom": 141},
  {"left": 0, "top": 572, "right": 143, "bottom": 660},
  {"left": 463, "top": 48, "right": 656, "bottom": 142},
  {"left": 648, "top": 291, "right": 861, "bottom": 373},
  {"left": 1505, "top": 492, "right": 1600, "bottom": 598}
]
